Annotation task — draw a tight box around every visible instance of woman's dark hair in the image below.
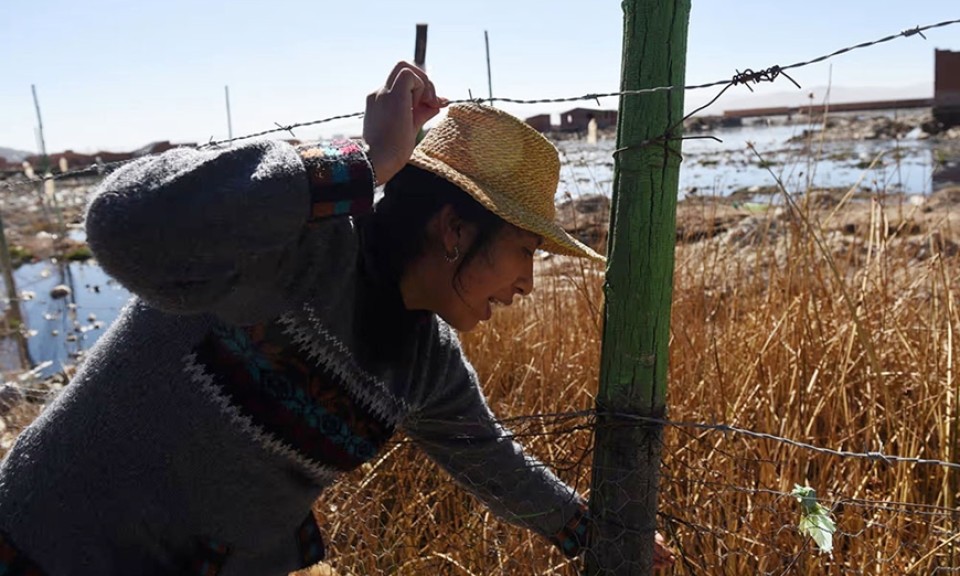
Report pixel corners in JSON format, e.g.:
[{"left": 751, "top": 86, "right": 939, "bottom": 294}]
[
  {"left": 354, "top": 164, "right": 507, "bottom": 366},
  {"left": 373, "top": 164, "right": 507, "bottom": 287}
]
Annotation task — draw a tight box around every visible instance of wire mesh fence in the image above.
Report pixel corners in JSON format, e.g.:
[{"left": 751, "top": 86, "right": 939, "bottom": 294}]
[{"left": 0, "top": 16, "right": 959, "bottom": 576}]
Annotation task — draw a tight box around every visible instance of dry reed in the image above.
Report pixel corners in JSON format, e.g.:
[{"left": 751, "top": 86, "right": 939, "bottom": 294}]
[
  {"left": 1, "top": 181, "right": 957, "bottom": 575},
  {"left": 310, "top": 195, "right": 960, "bottom": 575}
]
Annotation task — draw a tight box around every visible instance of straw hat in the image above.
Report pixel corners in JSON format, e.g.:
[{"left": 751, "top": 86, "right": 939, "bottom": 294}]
[{"left": 408, "top": 103, "right": 605, "bottom": 263}]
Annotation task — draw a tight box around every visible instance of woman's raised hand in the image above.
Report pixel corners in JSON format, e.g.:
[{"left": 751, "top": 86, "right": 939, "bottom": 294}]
[{"left": 363, "top": 61, "right": 448, "bottom": 185}]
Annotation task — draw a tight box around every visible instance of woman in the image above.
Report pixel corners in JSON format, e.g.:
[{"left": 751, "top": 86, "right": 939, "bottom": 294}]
[{"left": 0, "top": 62, "right": 673, "bottom": 574}]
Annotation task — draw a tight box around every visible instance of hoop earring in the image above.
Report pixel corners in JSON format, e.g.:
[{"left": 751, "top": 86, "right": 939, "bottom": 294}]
[{"left": 445, "top": 245, "right": 460, "bottom": 263}]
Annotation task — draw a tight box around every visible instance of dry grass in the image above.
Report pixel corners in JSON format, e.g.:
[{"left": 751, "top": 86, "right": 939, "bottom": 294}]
[
  {"left": 0, "top": 403, "right": 42, "bottom": 456},
  {"left": 2, "top": 186, "right": 958, "bottom": 573},
  {"left": 311, "top": 197, "right": 960, "bottom": 575}
]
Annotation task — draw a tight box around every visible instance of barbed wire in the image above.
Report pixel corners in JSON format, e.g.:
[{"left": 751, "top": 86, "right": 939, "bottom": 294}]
[
  {"left": 4, "top": 381, "right": 958, "bottom": 573},
  {"left": 151, "top": 17, "right": 960, "bottom": 151},
  {"left": 357, "top": 406, "right": 960, "bottom": 472},
  {"left": 453, "top": 19, "right": 958, "bottom": 105},
  {"left": 544, "top": 409, "right": 960, "bottom": 472},
  {"left": 7, "top": 373, "right": 957, "bottom": 475},
  {"left": 614, "top": 412, "right": 960, "bottom": 471},
  {"left": 660, "top": 473, "right": 960, "bottom": 521},
  {"left": 2, "top": 18, "right": 960, "bottom": 575},
  {"left": 2, "top": 17, "right": 957, "bottom": 192}
]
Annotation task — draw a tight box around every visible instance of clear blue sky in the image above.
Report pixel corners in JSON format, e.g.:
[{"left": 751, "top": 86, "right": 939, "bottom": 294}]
[{"left": 1, "top": 0, "right": 957, "bottom": 153}]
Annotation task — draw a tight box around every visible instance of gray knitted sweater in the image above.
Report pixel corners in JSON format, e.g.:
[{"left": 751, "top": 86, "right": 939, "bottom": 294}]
[{"left": 0, "top": 140, "right": 587, "bottom": 575}]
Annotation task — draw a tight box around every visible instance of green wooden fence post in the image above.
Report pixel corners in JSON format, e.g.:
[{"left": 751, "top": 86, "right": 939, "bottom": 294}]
[{"left": 586, "top": 1, "right": 691, "bottom": 574}]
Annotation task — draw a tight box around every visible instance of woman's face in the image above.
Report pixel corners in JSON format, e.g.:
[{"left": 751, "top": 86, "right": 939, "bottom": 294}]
[{"left": 438, "top": 224, "right": 541, "bottom": 332}]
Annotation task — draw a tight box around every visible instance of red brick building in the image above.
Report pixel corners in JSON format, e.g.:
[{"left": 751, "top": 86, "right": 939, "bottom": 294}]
[
  {"left": 525, "top": 114, "right": 552, "bottom": 132},
  {"left": 934, "top": 49, "right": 960, "bottom": 127},
  {"left": 559, "top": 108, "right": 618, "bottom": 132}
]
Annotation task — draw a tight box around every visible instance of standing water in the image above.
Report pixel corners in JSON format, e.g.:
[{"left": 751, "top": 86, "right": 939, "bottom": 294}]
[
  {"left": 1, "top": 115, "right": 957, "bottom": 378},
  {"left": 559, "top": 118, "right": 946, "bottom": 202},
  {"left": 2, "top": 257, "right": 128, "bottom": 378}
]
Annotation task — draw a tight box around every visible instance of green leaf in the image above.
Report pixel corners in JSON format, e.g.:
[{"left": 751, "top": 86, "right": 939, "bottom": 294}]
[{"left": 791, "top": 484, "right": 836, "bottom": 555}]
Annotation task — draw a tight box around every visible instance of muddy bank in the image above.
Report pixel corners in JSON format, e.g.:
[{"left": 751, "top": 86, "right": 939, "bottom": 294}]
[
  {"left": 554, "top": 186, "right": 960, "bottom": 259},
  {"left": 0, "top": 362, "right": 70, "bottom": 455},
  {"left": 783, "top": 110, "right": 960, "bottom": 143},
  {"left": 0, "top": 175, "right": 95, "bottom": 265}
]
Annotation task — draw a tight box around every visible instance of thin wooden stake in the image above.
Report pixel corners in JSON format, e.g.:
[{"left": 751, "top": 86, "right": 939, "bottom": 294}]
[
  {"left": 485, "top": 30, "right": 493, "bottom": 104},
  {"left": 0, "top": 210, "right": 29, "bottom": 370},
  {"left": 225, "top": 86, "right": 234, "bottom": 141}
]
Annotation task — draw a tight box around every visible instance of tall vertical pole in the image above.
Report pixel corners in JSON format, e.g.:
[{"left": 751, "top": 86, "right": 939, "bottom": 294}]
[
  {"left": 0, "top": 211, "right": 29, "bottom": 369},
  {"left": 414, "top": 24, "right": 428, "bottom": 69},
  {"left": 31, "top": 85, "right": 64, "bottom": 235},
  {"left": 225, "top": 86, "right": 234, "bottom": 141},
  {"left": 31, "top": 85, "right": 49, "bottom": 173},
  {"left": 414, "top": 24, "right": 429, "bottom": 144},
  {"left": 0, "top": 213, "right": 22, "bottom": 316},
  {"left": 484, "top": 30, "right": 493, "bottom": 104},
  {"left": 586, "top": 1, "right": 690, "bottom": 575}
]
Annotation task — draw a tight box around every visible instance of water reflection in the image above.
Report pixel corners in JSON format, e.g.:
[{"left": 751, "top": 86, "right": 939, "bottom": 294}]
[{"left": 8, "top": 259, "right": 129, "bottom": 378}]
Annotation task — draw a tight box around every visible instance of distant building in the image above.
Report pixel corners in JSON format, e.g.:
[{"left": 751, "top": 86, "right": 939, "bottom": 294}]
[
  {"left": 20, "top": 141, "right": 198, "bottom": 173},
  {"left": 525, "top": 114, "right": 552, "bottom": 132},
  {"left": 934, "top": 49, "right": 960, "bottom": 127},
  {"left": 559, "top": 108, "right": 618, "bottom": 132},
  {"left": 24, "top": 150, "right": 101, "bottom": 171},
  {"left": 133, "top": 141, "right": 178, "bottom": 157}
]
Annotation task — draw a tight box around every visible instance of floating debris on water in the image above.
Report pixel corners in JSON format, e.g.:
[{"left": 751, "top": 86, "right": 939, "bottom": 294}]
[{"left": 49, "top": 285, "right": 71, "bottom": 299}]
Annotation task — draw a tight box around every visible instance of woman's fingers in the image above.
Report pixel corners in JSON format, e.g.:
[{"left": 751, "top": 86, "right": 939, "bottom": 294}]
[
  {"left": 390, "top": 67, "right": 445, "bottom": 129},
  {"left": 386, "top": 61, "right": 442, "bottom": 107},
  {"left": 417, "top": 75, "right": 441, "bottom": 108},
  {"left": 654, "top": 532, "right": 676, "bottom": 568},
  {"left": 392, "top": 68, "right": 425, "bottom": 118},
  {"left": 415, "top": 77, "right": 447, "bottom": 125},
  {"left": 383, "top": 60, "right": 415, "bottom": 92},
  {"left": 362, "top": 61, "right": 447, "bottom": 185}
]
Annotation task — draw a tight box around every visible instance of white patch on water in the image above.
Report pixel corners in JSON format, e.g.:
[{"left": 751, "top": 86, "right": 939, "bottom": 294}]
[{"left": 557, "top": 122, "right": 945, "bottom": 202}]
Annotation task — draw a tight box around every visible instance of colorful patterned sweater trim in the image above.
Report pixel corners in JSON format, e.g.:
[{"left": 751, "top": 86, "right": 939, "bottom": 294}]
[
  {"left": 298, "top": 141, "right": 375, "bottom": 219},
  {"left": 549, "top": 503, "right": 591, "bottom": 558},
  {"left": 183, "top": 313, "right": 396, "bottom": 477}
]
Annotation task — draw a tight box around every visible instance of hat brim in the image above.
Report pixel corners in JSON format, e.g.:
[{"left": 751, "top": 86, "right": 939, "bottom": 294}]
[{"left": 408, "top": 149, "right": 606, "bottom": 264}]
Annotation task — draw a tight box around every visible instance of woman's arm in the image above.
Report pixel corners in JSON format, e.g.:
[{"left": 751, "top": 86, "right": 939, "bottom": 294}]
[
  {"left": 401, "top": 321, "right": 590, "bottom": 558},
  {"left": 402, "top": 323, "right": 676, "bottom": 566},
  {"left": 85, "top": 60, "right": 444, "bottom": 324},
  {"left": 85, "top": 139, "right": 373, "bottom": 323}
]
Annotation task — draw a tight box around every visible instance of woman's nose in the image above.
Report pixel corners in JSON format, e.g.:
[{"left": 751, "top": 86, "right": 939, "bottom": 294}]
[{"left": 515, "top": 272, "right": 534, "bottom": 297}]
